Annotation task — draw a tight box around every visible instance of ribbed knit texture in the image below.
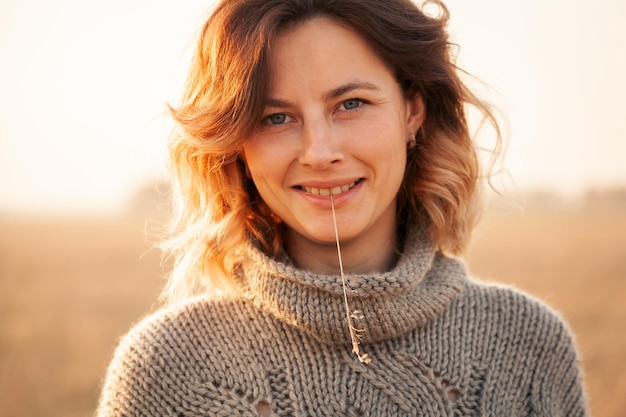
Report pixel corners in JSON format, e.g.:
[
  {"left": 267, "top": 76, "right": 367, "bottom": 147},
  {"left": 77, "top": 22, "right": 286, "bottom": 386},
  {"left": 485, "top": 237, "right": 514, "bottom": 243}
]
[{"left": 97, "top": 230, "right": 589, "bottom": 416}]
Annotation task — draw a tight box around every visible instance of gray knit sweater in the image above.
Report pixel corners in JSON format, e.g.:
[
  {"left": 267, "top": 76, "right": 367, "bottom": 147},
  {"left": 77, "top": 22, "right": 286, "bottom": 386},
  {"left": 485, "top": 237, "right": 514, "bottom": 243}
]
[{"left": 97, "top": 230, "right": 589, "bottom": 416}]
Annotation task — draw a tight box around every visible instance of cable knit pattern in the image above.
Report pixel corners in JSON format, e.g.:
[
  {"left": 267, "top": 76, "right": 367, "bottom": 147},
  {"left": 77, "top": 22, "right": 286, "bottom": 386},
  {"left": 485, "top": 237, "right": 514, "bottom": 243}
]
[{"left": 97, "top": 231, "right": 589, "bottom": 416}]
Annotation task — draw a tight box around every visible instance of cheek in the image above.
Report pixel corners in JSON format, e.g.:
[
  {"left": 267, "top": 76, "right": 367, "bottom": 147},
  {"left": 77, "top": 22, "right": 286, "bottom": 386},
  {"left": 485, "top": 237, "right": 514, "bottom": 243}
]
[
  {"left": 352, "top": 121, "right": 407, "bottom": 163},
  {"left": 355, "top": 122, "right": 408, "bottom": 188},
  {"left": 243, "top": 140, "right": 289, "bottom": 193},
  {"left": 243, "top": 139, "right": 275, "bottom": 175}
]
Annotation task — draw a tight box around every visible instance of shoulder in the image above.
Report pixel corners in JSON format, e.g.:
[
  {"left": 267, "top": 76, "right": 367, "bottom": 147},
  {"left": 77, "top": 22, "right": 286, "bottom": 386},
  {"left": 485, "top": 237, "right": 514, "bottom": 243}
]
[
  {"left": 96, "top": 295, "right": 264, "bottom": 416},
  {"left": 448, "top": 279, "right": 583, "bottom": 375},
  {"left": 101, "top": 295, "right": 233, "bottom": 376},
  {"left": 111, "top": 295, "right": 228, "bottom": 352},
  {"left": 452, "top": 280, "right": 588, "bottom": 415},
  {"left": 106, "top": 294, "right": 263, "bottom": 367},
  {"left": 459, "top": 279, "right": 576, "bottom": 343}
]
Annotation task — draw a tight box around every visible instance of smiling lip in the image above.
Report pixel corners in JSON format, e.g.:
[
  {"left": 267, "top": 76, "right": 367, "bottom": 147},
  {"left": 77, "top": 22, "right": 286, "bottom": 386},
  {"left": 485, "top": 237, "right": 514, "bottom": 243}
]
[{"left": 299, "top": 180, "right": 361, "bottom": 196}]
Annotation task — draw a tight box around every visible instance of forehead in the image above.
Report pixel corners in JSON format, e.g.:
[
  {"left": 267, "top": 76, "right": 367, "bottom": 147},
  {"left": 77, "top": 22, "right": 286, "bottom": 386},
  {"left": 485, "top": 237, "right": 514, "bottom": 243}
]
[{"left": 267, "top": 17, "right": 395, "bottom": 93}]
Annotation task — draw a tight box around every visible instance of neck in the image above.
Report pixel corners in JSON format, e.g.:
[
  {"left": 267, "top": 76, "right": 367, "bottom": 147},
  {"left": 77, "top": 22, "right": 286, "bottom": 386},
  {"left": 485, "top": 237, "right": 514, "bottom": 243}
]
[{"left": 286, "top": 227, "right": 398, "bottom": 275}]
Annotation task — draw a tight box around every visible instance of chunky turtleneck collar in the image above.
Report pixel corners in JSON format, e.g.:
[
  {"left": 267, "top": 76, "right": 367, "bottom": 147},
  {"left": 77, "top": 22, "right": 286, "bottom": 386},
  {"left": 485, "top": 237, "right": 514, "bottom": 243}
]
[{"left": 236, "top": 227, "right": 467, "bottom": 347}]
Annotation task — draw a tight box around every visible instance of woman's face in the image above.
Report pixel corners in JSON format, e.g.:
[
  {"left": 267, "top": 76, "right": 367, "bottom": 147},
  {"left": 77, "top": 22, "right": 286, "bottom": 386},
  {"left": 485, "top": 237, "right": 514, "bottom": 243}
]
[{"left": 243, "top": 17, "right": 425, "bottom": 267}]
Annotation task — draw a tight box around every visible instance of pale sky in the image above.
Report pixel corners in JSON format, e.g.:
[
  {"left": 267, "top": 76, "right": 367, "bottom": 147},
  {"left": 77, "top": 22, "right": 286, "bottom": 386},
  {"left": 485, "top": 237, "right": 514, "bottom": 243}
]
[{"left": 1, "top": 0, "right": 625, "bottom": 214}]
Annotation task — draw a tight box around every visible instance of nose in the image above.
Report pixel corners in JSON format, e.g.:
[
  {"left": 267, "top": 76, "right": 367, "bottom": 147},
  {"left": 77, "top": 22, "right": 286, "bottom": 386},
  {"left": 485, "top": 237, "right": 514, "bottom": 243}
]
[{"left": 298, "top": 118, "right": 344, "bottom": 169}]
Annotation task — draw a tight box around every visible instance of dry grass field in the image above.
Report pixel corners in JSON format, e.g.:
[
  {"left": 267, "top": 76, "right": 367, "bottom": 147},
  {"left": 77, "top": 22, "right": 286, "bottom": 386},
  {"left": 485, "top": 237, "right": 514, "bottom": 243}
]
[{"left": 0, "top": 198, "right": 624, "bottom": 417}]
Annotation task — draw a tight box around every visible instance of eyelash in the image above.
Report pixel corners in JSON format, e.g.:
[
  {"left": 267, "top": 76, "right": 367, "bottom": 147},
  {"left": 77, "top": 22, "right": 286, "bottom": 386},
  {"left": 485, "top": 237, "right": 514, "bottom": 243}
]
[{"left": 261, "top": 98, "right": 368, "bottom": 127}]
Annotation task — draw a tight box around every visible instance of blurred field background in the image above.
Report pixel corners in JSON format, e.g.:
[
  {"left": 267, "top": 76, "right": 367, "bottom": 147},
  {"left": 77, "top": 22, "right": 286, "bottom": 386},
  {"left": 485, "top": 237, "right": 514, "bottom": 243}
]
[{"left": 0, "top": 188, "right": 624, "bottom": 417}]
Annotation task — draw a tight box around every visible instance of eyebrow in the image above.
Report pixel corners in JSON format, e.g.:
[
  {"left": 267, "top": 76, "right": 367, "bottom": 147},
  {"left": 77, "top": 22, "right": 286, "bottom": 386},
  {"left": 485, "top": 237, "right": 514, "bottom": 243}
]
[
  {"left": 265, "top": 81, "right": 381, "bottom": 108},
  {"left": 324, "top": 81, "right": 380, "bottom": 101}
]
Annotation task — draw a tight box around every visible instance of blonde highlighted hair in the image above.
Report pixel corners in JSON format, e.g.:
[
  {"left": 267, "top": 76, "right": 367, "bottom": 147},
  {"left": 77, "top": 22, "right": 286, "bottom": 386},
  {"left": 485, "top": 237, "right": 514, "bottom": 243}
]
[{"left": 161, "top": 0, "right": 502, "bottom": 303}]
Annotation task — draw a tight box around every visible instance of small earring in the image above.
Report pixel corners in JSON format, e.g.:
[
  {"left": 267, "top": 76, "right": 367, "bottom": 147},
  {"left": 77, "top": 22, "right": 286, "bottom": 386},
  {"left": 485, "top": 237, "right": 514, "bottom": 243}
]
[{"left": 407, "top": 132, "right": 417, "bottom": 149}]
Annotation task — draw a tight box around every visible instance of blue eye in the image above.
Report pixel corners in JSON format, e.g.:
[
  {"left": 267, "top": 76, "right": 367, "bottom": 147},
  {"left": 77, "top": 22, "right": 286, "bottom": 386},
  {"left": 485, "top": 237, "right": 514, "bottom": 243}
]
[
  {"left": 342, "top": 99, "right": 362, "bottom": 110},
  {"left": 267, "top": 113, "right": 287, "bottom": 125}
]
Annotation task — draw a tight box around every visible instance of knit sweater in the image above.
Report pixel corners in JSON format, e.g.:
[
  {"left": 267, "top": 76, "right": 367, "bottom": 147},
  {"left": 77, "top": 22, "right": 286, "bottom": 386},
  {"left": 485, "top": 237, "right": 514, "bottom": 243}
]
[{"left": 97, "top": 230, "right": 589, "bottom": 416}]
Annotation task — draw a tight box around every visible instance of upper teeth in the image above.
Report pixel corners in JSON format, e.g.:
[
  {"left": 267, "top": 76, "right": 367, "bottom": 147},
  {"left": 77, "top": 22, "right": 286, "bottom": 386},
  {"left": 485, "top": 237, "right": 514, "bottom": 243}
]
[{"left": 303, "top": 181, "right": 357, "bottom": 196}]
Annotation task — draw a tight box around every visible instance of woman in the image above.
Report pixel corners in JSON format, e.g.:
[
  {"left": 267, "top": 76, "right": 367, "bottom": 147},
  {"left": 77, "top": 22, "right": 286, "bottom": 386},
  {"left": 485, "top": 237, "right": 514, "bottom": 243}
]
[{"left": 97, "top": 0, "right": 589, "bottom": 415}]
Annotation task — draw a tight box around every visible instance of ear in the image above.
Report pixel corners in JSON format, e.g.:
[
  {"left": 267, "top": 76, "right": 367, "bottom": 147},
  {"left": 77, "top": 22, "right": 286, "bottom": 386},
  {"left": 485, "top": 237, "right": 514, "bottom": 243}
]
[{"left": 405, "top": 94, "right": 426, "bottom": 134}]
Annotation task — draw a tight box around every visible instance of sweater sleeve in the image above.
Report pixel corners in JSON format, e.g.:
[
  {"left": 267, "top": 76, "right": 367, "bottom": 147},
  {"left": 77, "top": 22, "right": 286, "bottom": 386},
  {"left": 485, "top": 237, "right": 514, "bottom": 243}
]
[
  {"left": 528, "top": 311, "right": 590, "bottom": 417},
  {"left": 95, "top": 303, "right": 264, "bottom": 417},
  {"left": 96, "top": 323, "right": 160, "bottom": 417},
  {"left": 95, "top": 310, "right": 200, "bottom": 417}
]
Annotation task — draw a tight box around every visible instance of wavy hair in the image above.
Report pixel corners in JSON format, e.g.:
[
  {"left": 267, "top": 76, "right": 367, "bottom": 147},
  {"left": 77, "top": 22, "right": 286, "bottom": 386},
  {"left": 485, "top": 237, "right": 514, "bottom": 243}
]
[{"left": 161, "top": 0, "right": 502, "bottom": 302}]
